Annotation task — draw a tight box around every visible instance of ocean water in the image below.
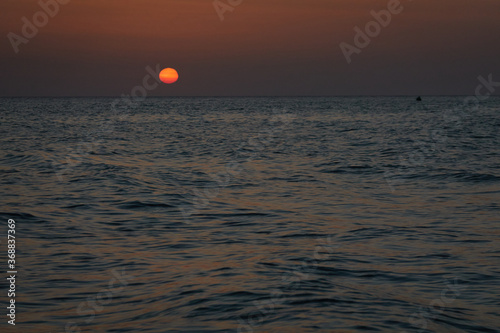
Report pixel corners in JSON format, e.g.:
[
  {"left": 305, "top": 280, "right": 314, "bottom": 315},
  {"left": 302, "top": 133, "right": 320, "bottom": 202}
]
[{"left": 0, "top": 97, "right": 499, "bottom": 333}]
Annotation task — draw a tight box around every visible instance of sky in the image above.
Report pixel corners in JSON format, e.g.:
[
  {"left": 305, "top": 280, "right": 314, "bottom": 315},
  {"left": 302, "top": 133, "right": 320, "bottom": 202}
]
[{"left": 1, "top": 0, "right": 499, "bottom": 96}]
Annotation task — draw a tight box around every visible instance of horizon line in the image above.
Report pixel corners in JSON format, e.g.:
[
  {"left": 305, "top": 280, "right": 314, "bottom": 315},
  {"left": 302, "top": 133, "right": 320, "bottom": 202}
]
[{"left": 2, "top": 94, "right": 499, "bottom": 98}]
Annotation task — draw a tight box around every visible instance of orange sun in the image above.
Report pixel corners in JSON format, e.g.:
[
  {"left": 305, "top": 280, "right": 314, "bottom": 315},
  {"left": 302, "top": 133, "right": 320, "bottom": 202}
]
[{"left": 159, "top": 68, "right": 179, "bottom": 84}]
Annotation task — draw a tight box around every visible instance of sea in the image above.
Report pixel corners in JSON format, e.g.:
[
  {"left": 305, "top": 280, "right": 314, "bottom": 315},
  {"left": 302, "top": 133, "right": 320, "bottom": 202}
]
[{"left": 0, "top": 97, "right": 499, "bottom": 332}]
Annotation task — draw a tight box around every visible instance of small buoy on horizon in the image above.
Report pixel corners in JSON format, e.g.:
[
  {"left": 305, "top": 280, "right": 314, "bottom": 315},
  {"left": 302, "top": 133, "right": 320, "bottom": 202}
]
[{"left": 416, "top": 96, "right": 422, "bottom": 101}]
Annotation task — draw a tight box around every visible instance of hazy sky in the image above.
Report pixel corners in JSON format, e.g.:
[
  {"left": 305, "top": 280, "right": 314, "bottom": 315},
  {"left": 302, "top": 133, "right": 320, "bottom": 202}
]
[{"left": 1, "top": 0, "right": 499, "bottom": 96}]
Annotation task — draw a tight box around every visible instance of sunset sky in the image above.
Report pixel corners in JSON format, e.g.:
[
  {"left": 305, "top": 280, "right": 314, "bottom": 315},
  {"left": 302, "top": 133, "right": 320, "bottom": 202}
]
[{"left": 1, "top": 0, "right": 499, "bottom": 96}]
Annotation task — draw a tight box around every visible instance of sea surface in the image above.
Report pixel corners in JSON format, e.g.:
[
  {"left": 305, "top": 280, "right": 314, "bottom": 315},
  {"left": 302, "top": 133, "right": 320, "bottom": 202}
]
[{"left": 0, "top": 97, "right": 499, "bottom": 332}]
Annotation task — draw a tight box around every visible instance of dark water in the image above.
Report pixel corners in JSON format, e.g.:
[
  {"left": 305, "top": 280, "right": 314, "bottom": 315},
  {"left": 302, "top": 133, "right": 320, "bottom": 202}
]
[{"left": 0, "top": 97, "right": 499, "bottom": 332}]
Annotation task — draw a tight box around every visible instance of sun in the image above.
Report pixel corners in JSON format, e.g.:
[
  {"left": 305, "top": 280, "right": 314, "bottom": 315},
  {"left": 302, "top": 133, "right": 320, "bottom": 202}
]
[{"left": 159, "top": 68, "right": 179, "bottom": 84}]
